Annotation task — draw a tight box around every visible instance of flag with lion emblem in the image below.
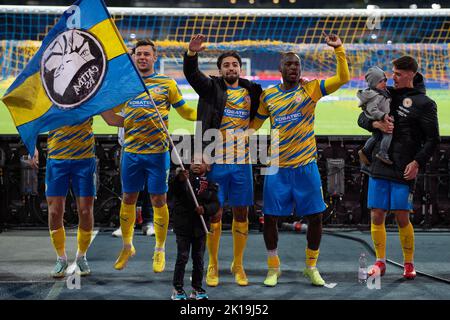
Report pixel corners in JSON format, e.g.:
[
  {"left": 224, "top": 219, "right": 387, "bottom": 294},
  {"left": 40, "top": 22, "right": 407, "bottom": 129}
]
[{"left": 1, "top": 0, "right": 146, "bottom": 155}]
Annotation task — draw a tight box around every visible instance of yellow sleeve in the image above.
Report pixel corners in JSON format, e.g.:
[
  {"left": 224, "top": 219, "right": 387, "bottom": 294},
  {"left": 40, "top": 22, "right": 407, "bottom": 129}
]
[
  {"left": 175, "top": 103, "right": 197, "bottom": 121},
  {"left": 250, "top": 93, "right": 270, "bottom": 131},
  {"left": 168, "top": 80, "right": 184, "bottom": 105},
  {"left": 303, "top": 80, "right": 325, "bottom": 103},
  {"left": 168, "top": 80, "right": 197, "bottom": 121},
  {"left": 323, "top": 46, "right": 350, "bottom": 95},
  {"left": 304, "top": 46, "right": 350, "bottom": 102}
]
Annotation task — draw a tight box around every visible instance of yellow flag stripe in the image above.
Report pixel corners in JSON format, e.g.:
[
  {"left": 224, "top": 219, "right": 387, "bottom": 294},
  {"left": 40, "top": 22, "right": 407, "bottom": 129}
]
[
  {"left": 2, "top": 71, "right": 52, "bottom": 127},
  {"left": 89, "top": 18, "right": 127, "bottom": 60},
  {"left": 2, "top": 18, "right": 126, "bottom": 127}
]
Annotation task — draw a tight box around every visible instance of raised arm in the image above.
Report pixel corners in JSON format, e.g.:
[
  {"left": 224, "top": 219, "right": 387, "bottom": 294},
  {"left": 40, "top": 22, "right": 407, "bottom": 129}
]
[
  {"left": 183, "top": 34, "right": 214, "bottom": 98},
  {"left": 322, "top": 33, "right": 350, "bottom": 95}
]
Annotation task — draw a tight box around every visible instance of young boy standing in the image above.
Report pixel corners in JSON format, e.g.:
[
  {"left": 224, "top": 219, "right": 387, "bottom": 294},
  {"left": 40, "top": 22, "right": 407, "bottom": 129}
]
[{"left": 170, "top": 159, "right": 220, "bottom": 300}]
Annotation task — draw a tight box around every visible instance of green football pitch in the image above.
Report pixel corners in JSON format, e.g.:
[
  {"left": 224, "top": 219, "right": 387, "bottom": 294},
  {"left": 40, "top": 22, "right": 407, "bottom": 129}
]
[{"left": 1, "top": 81, "right": 449, "bottom": 136}]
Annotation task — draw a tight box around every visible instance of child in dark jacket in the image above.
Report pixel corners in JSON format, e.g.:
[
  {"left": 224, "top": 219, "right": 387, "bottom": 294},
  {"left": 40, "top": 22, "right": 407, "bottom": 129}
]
[{"left": 170, "top": 159, "right": 220, "bottom": 300}]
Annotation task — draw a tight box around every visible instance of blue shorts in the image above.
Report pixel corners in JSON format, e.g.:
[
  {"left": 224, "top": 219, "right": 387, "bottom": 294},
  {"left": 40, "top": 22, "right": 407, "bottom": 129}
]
[
  {"left": 121, "top": 151, "right": 170, "bottom": 194},
  {"left": 263, "top": 162, "right": 326, "bottom": 217},
  {"left": 45, "top": 158, "right": 97, "bottom": 197},
  {"left": 208, "top": 164, "right": 253, "bottom": 207},
  {"left": 368, "top": 177, "right": 413, "bottom": 211}
]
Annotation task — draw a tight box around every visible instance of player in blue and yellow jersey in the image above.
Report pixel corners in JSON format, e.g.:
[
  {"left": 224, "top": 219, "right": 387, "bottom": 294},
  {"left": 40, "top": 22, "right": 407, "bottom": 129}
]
[
  {"left": 36, "top": 110, "right": 123, "bottom": 278},
  {"left": 250, "top": 33, "right": 350, "bottom": 287},
  {"left": 184, "top": 34, "right": 263, "bottom": 287},
  {"left": 114, "top": 40, "right": 196, "bottom": 273}
]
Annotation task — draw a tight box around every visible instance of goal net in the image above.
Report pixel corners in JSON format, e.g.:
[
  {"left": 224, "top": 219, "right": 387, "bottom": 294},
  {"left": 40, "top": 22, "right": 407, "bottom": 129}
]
[{"left": 1, "top": 6, "right": 449, "bottom": 90}]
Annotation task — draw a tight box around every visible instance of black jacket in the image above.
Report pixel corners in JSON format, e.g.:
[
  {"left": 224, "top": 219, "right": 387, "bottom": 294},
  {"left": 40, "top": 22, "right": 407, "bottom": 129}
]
[
  {"left": 170, "top": 171, "right": 220, "bottom": 238},
  {"left": 183, "top": 52, "right": 263, "bottom": 145},
  {"left": 358, "top": 73, "right": 440, "bottom": 185}
]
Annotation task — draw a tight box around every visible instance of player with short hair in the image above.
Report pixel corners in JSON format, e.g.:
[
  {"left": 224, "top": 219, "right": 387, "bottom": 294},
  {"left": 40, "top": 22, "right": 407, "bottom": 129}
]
[
  {"left": 114, "top": 39, "right": 196, "bottom": 273},
  {"left": 250, "top": 33, "right": 350, "bottom": 287},
  {"left": 41, "top": 109, "right": 123, "bottom": 278},
  {"left": 358, "top": 55, "right": 440, "bottom": 279},
  {"left": 184, "top": 34, "right": 263, "bottom": 287}
]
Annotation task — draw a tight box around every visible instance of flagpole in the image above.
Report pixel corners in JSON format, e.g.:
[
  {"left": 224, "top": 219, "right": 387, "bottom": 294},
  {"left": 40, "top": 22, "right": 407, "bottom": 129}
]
[
  {"left": 143, "top": 88, "right": 210, "bottom": 235},
  {"left": 103, "top": 2, "right": 208, "bottom": 234}
]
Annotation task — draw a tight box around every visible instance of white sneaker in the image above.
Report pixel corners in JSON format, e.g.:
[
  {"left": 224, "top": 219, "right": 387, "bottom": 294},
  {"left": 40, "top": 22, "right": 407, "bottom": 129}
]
[
  {"left": 143, "top": 223, "right": 155, "bottom": 236},
  {"left": 112, "top": 228, "right": 122, "bottom": 237}
]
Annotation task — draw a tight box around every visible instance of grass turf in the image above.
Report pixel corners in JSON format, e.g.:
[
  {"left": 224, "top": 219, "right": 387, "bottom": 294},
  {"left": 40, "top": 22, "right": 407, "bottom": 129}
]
[{"left": 1, "top": 81, "right": 449, "bottom": 136}]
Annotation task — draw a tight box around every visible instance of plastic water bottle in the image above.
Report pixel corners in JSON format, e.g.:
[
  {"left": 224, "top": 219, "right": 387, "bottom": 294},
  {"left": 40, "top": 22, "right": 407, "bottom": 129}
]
[{"left": 358, "top": 252, "right": 368, "bottom": 284}]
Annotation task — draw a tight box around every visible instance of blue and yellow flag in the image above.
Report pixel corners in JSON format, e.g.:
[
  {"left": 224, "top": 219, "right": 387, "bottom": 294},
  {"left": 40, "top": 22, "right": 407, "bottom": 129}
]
[{"left": 1, "top": 0, "right": 146, "bottom": 155}]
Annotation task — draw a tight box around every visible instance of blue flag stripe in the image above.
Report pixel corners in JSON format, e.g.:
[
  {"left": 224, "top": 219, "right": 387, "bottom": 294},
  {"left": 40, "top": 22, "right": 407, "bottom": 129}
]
[
  {"left": 6, "top": 0, "right": 111, "bottom": 95},
  {"left": 17, "top": 53, "right": 144, "bottom": 153}
]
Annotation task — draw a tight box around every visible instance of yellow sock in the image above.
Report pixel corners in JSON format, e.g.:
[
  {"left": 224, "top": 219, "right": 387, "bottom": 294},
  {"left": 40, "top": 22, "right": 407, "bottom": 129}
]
[
  {"left": 77, "top": 227, "right": 93, "bottom": 256},
  {"left": 305, "top": 248, "right": 319, "bottom": 268},
  {"left": 267, "top": 255, "right": 280, "bottom": 269},
  {"left": 232, "top": 219, "right": 248, "bottom": 267},
  {"left": 50, "top": 227, "right": 66, "bottom": 258},
  {"left": 207, "top": 221, "right": 222, "bottom": 267},
  {"left": 398, "top": 222, "right": 415, "bottom": 263},
  {"left": 371, "top": 222, "right": 386, "bottom": 260},
  {"left": 120, "top": 202, "right": 136, "bottom": 245},
  {"left": 153, "top": 204, "right": 169, "bottom": 249}
]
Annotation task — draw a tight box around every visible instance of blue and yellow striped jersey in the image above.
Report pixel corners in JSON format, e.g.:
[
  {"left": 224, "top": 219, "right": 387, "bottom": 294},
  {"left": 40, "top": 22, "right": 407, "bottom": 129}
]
[
  {"left": 257, "top": 80, "right": 328, "bottom": 168},
  {"left": 47, "top": 118, "right": 94, "bottom": 160},
  {"left": 216, "top": 86, "right": 251, "bottom": 164},
  {"left": 123, "top": 73, "right": 186, "bottom": 154},
  {"left": 252, "top": 46, "right": 350, "bottom": 167}
]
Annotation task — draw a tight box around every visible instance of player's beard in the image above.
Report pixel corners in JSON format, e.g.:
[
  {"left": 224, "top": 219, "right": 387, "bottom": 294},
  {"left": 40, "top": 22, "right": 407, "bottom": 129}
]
[{"left": 223, "top": 73, "right": 239, "bottom": 85}]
